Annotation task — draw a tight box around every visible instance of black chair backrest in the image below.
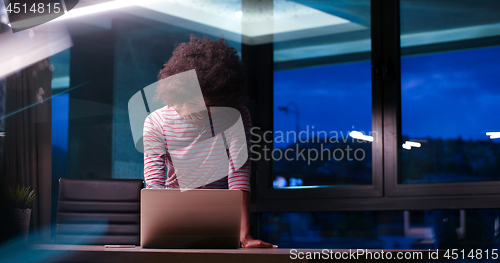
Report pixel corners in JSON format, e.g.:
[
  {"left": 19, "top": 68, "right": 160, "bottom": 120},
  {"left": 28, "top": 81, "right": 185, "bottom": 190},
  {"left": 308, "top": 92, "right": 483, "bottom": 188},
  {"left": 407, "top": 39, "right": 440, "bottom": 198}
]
[{"left": 56, "top": 178, "right": 144, "bottom": 245}]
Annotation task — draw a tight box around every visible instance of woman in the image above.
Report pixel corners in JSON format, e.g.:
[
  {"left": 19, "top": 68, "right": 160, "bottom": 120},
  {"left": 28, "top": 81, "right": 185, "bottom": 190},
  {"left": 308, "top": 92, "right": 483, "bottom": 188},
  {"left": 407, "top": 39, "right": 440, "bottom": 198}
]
[{"left": 143, "top": 35, "right": 275, "bottom": 248}]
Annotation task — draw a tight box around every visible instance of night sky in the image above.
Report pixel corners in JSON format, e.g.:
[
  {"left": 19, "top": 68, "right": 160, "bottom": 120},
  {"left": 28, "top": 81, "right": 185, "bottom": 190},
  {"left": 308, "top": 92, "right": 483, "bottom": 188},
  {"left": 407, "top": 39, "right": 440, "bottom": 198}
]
[
  {"left": 52, "top": 93, "right": 69, "bottom": 150},
  {"left": 401, "top": 46, "right": 500, "bottom": 141},
  {"left": 274, "top": 45, "right": 500, "bottom": 148},
  {"left": 274, "top": 61, "right": 372, "bottom": 148}
]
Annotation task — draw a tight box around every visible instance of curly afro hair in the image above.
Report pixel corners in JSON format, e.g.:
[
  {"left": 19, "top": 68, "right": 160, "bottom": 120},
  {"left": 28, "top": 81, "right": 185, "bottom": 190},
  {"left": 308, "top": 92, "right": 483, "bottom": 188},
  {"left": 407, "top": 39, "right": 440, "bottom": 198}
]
[{"left": 156, "top": 35, "right": 244, "bottom": 107}]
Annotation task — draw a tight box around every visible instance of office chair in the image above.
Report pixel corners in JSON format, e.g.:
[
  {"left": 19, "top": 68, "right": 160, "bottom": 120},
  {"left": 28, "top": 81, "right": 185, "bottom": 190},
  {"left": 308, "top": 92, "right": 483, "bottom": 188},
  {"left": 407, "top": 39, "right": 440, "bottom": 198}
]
[{"left": 56, "top": 178, "right": 144, "bottom": 245}]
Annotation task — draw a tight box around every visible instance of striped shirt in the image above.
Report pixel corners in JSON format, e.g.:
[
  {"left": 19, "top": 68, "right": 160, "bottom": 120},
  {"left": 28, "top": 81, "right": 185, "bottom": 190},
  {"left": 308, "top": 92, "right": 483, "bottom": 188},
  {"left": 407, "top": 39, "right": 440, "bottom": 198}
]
[{"left": 143, "top": 105, "right": 252, "bottom": 192}]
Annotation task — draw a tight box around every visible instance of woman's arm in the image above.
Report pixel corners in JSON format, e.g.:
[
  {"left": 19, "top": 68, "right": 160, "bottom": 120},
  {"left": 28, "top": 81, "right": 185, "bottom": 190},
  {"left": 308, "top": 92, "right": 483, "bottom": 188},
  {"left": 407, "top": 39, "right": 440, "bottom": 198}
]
[
  {"left": 226, "top": 107, "right": 276, "bottom": 248},
  {"left": 143, "top": 113, "right": 167, "bottom": 188},
  {"left": 240, "top": 190, "right": 277, "bottom": 248}
]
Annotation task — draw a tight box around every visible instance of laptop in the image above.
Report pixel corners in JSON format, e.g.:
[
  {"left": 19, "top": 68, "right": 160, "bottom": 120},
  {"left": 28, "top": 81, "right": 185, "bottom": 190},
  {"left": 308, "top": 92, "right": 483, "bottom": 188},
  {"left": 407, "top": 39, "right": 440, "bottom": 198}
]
[{"left": 140, "top": 189, "right": 242, "bottom": 249}]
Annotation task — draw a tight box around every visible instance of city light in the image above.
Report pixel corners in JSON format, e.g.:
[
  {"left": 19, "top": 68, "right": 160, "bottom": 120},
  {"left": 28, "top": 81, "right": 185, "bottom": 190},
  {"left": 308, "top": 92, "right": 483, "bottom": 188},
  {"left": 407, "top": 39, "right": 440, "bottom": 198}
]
[
  {"left": 349, "top": 131, "right": 373, "bottom": 142},
  {"left": 405, "top": 141, "right": 421, "bottom": 147},
  {"left": 486, "top": 132, "right": 500, "bottom": 139},
  {"left": 402, "top": 141, "right": 422, "bottom": 150}
]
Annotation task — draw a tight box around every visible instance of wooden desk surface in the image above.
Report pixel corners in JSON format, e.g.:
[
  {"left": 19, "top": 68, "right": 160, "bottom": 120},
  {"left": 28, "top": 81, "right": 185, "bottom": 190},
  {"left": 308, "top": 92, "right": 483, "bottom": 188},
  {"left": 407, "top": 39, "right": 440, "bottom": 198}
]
[
  {"left": 33, "top": 244, "right": 299, "bottom": 263},
  {"left": 35, "top": 244, "right": 291, "bottom": 254},
  {"left": 32, "top": 244, "right": 444, "bottom": 263}
]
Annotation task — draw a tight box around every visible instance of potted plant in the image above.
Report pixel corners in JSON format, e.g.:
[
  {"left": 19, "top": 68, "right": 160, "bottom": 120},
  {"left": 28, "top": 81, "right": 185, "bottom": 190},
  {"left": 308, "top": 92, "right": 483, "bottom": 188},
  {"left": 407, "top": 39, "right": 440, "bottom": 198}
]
[{"left": 8, "top": 185, "right": 35, "bottom": 240}]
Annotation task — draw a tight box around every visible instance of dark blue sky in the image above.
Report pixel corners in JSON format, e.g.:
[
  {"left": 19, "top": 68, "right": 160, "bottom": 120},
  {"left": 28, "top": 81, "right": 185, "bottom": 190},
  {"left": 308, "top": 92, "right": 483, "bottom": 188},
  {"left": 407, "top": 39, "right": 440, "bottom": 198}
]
[
  {"left": 52, "top": 93, "right": 69, "bottom": 150},
  {"left": 274, "top": 45, "right": 500, "bottom": 148},
  {"left": 274, "top": 61, "right": 372, "bottom": 148},
  {"left": 401, "top": 46, "right": 500, "bottom": 141}
]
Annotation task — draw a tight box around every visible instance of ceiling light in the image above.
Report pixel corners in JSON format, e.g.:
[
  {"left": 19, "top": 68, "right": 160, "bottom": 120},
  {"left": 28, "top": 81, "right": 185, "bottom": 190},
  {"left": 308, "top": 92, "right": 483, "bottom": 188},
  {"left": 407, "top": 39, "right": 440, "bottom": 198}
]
[{"left": 131, "top": 0, "right": 365, "bottom": 45}]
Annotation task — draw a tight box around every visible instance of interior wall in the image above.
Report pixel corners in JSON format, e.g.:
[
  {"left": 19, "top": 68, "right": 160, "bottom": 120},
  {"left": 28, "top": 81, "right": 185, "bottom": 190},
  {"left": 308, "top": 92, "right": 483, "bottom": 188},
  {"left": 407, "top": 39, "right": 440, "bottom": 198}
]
[
  {"left": 110, "top": 17, "right": 243, "bottom": 179},
  {"left": 111, "top": 18, "right": 200, "bottom": 179},
  {"left": 67, "top": 15, "right": 245, "bottom": 181},
  {"left": 68, "top": 28, "right": 115, "bottom": 179}
]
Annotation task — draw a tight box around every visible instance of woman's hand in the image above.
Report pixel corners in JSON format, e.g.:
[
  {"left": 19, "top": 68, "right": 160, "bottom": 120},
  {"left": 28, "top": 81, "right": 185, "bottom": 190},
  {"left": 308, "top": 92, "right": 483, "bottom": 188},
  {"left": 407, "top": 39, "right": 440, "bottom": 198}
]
[
  {"left": 240, "top": 234, "right": 277, "bottom": 248},
  {"left": 240, "top": 191, "right": 277, "bottom": 248}
]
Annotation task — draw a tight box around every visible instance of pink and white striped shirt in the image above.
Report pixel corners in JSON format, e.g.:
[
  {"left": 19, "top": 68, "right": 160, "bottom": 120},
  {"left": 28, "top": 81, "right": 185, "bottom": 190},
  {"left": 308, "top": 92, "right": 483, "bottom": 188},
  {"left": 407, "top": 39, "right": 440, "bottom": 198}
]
[{"left": 143, "top": 105, "right": 252, "bottom": 192}]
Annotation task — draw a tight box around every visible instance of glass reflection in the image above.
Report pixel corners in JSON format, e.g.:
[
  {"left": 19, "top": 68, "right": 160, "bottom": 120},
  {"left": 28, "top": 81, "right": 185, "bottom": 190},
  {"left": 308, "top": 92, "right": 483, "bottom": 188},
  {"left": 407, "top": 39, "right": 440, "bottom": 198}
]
[
  {"left": 400, "top": 0, "right": 500, "bottom": 184},
  {"left": 272, "top": 0, "right": 372, "bottom": 188},
  {"left": 262, "top": 210, "right": 500, "bottom": 249}
]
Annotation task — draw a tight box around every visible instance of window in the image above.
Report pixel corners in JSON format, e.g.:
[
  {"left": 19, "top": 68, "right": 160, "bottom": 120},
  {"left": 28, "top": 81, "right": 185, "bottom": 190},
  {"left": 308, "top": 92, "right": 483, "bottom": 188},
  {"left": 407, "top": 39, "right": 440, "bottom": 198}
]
[
  {"left": 256, "top": 0, "right": 500, "bottom": 210},
  {"left": 273, "top": 62, "right": 372, "bottom": 188},
  {"left": 401, "top": 46, "right": 500, "bottom": 184},
  {"left": 398, "top": 0, "right": 500, "bottom": 184},
  {"left": 382, "top": 0, "right": 500, "bottom": 196},
  {"left": 255, "top": 0, "right": 383, "bottom": 200},
  {"left": 4, "top": 0, "right": 500, "bottom": 248},
  {"left": 50, "top": 48, "right": 70, "bottom": 234}
]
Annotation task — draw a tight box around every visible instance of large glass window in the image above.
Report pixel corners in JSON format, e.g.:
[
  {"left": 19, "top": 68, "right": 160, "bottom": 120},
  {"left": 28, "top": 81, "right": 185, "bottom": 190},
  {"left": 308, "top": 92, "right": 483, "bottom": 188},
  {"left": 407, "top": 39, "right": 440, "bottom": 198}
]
[
  {"left": 400, "top": 0, "right": 500, "bottom": 184},
  {"left": 51, "top": 48, "right": 70, "bottom": 182},
  {"left": 50, "top": 48, "right": 70, "bottom": 233},
  {"left": 272, "top": 0, "right": 372, "bottom": 188},
  {"left": 5, "top": 0, "right": 500, "bottom": 249}
]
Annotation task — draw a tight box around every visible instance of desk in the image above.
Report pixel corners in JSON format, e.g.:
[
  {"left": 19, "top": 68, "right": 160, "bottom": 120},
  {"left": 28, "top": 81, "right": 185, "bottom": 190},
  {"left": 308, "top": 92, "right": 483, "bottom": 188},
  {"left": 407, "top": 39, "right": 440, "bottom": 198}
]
[
  {"left": 33, "top": 244, "right": 447, "bottom": 262},
  {"left": 33, "top": 244, "right": 296, "bottom": 263}
]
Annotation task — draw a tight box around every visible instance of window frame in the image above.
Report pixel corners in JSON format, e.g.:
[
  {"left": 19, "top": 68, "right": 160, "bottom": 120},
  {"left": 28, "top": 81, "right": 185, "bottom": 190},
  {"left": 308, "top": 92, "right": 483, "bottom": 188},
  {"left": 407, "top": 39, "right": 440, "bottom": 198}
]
[
  {"left": 384, "top": 2, "right": 500, "bottom": 198},
  {"left": 251, "top": 0, "right": 500, "bottom": 212},
  {"left": 252, "top": 12, "right": 383, "bottom": 201}
]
